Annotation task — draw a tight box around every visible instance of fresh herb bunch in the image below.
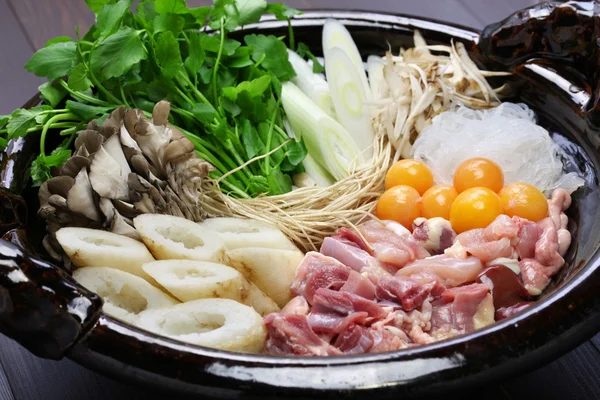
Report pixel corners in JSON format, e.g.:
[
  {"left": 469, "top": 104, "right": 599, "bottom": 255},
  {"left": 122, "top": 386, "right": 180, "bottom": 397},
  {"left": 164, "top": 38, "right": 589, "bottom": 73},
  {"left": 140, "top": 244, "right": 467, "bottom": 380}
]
[{"left": 0, "top": 0, "right": 311, "bottom": 197}]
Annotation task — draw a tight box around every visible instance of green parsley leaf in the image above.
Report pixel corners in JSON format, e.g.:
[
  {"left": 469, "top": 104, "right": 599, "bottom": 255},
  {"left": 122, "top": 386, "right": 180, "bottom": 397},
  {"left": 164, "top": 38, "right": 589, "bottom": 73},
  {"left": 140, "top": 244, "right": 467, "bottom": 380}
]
[
  {"left": 39, "top": 81, "right": 67, "bottom": 108},
  {"left": 0, "top": 115, "right": 8, "bottom": 127},
  {"left": 85, "top": 0, "right": 110, "bottom": 14},
  {"left": 297, "top": 42, "right": 325, "bottom": 74},
  {"left": 154, "top": 31, "right": 183, "bottom": 78},
  {"left": 218, "top": 67, "right": 238, "bottom": 88},
  {"left": 285, "top": 138, "right": 307, "bottom": 166},
  {"left": 235, "top": 0, "right": 267, "bottom": 25},
  {"left": 145, "top": 79, "right": 170, "bottom": 101},
  {"left": 198, "top": 65, "right": 212, "bottom": 84},
  {"left": 189, "top": 6, "right": 211, "bottom": 24},
  {"left": 155, "top": 0, "right": 188, "bottom": 14},
  {"left": 67, "top": 63, "right": 93, "bottom": 92},
  {"left": 31, "top": 148, "right": 72, "bottom": 186},
  {"left": 240, "top": 118, "right": 264, "bottom": 159},
  {"left": 248, "top": 175, "right": 269, "bottom": 194},
  {"left": 45, "top": 36, "right": 73, "bottom": 47},
  {"left": 244, "top": 34, "right": 296, "bottom": 81},
  {"left": 225, "top": 46, "right": 252, "bottom": 68},
  {"left": 236, "top": 75, "right": 271, "bottom": 97},
  {"left": 266, "top": 3, "right": 302, "bottom": 20},
  {"left": 66, "top": 101, "right": 113, "bottom": 121},
  {"left": 222, "top": 87, "right": 238, "bottom": 101},
  {"left": 210, "top": 0, "right": 239, "bottom": 31},
  {"left": 267, "top": 167, "right": 292, "bottom": 194},
  {"left": 184, "top": 32, "right": 205, "bottom": 76},
  {"left": 221, "top": 97, "right": 241, "bottom": 117},
  {"left": 97, "top": 0, "right": 133, "bottom": 38},
  {"left": 131, "top": 96, "right": 157, "bottom": 114},
  {"left": 137, "top": 0, "right": 157, "bottom": 24},
  {"left": 200, "top": 35, "right": 240, "bottom": 56},
  {"left": 82, "top": 25, "right": 98, "bottom": 42},
  {"left": 153, "top": 14, "right": 185, "bottom": 35},
  {"left": 90, "top": 27, "right": 147, "bottom": 80},
  {"left": 34, "top": 105, "right": 55, "bottom": 125},
  {"left": 6, "top": 107, "right": 50, "bottom": 139},
  {"left": 191, "top": 103, "right": 217, "bottom": 124},
  {"left": 24, "top": 41, "right": 78, "bottom": 80},
  {"left": 269, "top": 72, "right": 282, "bottom": 96}
]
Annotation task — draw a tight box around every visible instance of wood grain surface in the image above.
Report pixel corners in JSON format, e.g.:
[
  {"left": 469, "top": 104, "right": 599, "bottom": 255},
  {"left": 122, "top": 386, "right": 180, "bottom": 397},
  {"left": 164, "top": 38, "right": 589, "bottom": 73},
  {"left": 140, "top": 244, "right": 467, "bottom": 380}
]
[
  {"left": 0, "top": 0, "right": 43, "bottom": 114},
  {"left": 0, "top": 0, "right": 599, "bottom": 399}
]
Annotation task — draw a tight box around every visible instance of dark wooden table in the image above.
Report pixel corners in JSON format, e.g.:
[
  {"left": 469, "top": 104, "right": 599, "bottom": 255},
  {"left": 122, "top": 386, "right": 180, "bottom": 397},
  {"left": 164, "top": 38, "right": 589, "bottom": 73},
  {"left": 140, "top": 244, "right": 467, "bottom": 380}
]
[{"left": 0, "top": 0, "right": 599, "bottom": 399}]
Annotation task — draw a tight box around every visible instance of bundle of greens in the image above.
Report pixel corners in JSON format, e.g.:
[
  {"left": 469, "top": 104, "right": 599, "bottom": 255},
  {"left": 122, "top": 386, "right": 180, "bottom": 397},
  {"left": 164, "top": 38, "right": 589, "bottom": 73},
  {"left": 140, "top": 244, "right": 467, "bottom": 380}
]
[{"left": 0, "top": 0, "right": 313, "bottom": 197}]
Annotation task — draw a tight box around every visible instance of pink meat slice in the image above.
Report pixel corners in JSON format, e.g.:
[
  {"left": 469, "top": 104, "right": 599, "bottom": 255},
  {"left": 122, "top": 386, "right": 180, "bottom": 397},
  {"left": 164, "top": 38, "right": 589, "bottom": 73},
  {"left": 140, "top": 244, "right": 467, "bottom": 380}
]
[
  {"left": 376, "top": 275, "right": 437, "bottom": 311},
  {"left": 333, "top": 324, "right": 375, "bottom": 354},
  {"left": 518, "top": 258, "right": 553, "bottom": 296},
  {"left": 335, "top": 227, "right": 372, "bottom": 252},
  {"left": 430, "top": 283, "right": 490, "bottom": 334},
  {"left": 263, "top": 313, "right": 342, "bottom": 356},
  {"left": 290, "top": 252, "right": 352, "bottom": 304},
  {"left": 311, "top": 288, "right": 387, "bottom": 321},
  {"left": 333, "top": 324, "right": 407, "bottom": 354},
  {"left": 535, "top": 217, "right": 565, "bottom": 269},
  {"left": 320, "top": 236, "right": 390, "bottom": 279},
  {"left": 308, "top": 288, "right": 388, "bottom": 338},
  {"left": 369, "top": 327, "right": 407, "bottom": 353},
  {"left": 547, "top": 188, "right": 572, "bottom": 257},
  {"left": 456, "top": 229, "right": 515, "bottom": 262},
  {"left": 548, "top": 188, "right": 571, "bottom": 229},
  {"left": 308, "top": 310, "right": 369, "bottom": 337},
  {"left": 396, "top": 254, "right": 483, "bottom": 288},
  {"left": 359, "top": 220, "right": 430, "bottom": 270},
  {"left": 513, "top": 216, "right": 542, "bottom": 259},
  {"left": 340, "top": 270, "right": 377, "bottom": 300},
  {"left": 484, "top": 214, "right": 519, "bottom": 240}
]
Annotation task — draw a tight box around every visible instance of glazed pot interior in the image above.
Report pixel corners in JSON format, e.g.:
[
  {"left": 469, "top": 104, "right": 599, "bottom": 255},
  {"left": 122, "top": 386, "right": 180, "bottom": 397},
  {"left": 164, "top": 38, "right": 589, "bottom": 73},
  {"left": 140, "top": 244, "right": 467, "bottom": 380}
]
[{"left": 17, "top": 11, "right": 600, "bottom": 365}]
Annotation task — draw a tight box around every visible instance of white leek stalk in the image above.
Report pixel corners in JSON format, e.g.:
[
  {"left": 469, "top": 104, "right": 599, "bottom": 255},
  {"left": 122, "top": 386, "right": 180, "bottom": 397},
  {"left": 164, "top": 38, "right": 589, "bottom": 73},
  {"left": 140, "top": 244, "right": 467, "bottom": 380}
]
[
  {"left": 287, "top": 50, "right": 336, "bottom": 118},
  {"left": 324, "top": 47, "right": 375, "bottom": 160},
  {"left": 322, "top": 19, "right": 371, "bottom": 96},
  {"left": 300, "top": 153, "right": 336, "bottom": 187},
  {"left": 281, "top": 81, "right": 363, "bottom": 180}
]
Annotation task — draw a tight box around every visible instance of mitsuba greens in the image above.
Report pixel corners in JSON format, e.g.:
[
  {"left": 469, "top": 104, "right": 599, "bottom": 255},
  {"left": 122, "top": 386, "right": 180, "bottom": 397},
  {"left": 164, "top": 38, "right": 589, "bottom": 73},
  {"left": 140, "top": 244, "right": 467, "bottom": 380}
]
[{"left": 1, "top": 0, "right": 320, "bottom": 197}]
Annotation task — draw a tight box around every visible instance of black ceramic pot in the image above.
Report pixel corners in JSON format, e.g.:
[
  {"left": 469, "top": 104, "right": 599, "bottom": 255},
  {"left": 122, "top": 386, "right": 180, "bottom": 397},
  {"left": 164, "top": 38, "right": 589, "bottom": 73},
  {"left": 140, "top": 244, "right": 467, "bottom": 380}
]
[{"left": 1, "top": 5, "right": 600, "bottom": 399}]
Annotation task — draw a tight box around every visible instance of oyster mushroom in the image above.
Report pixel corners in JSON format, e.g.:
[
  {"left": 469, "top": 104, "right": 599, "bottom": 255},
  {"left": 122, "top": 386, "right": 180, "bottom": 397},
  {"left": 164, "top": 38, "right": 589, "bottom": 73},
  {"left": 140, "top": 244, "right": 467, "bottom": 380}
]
[{"left": 39, "top": 101, "right": 213, "bottom": 265}]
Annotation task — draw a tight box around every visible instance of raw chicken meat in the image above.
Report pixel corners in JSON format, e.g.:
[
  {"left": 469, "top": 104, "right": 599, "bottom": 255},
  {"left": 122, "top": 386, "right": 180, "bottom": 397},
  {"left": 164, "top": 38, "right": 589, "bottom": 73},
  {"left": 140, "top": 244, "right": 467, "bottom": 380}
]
[
  {"left": 396, "top": 255, "right": 484, "bottom": 287},
  {"left": 359, "top": 221, "right": 430, "bottom": 270},
  {"left": 265, "top": 188, "right": 573, "bottom": 356}
]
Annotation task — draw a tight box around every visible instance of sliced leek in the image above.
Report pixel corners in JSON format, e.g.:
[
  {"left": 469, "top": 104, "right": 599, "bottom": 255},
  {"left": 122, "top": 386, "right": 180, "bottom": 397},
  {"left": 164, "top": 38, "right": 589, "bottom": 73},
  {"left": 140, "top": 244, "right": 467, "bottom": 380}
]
[
  {"left": 287, "top": 50, "right": 337, "bottom": 119},
  {"left": 322, "top": 19, "right": 371, "bottom": 97},
  {"left": 325, "top": 47, "right": 375, "bottom": 160},
  {"left": 300, "top": 153, "right": 336, "bottom": 187},
  {"left": 281, "top": 81, "right": 363, "bottom": 180}
]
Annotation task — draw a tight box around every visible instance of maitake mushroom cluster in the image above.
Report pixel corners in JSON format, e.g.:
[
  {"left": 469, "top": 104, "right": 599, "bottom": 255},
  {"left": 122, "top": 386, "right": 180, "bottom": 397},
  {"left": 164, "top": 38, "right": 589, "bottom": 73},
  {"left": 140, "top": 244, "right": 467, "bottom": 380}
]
[{"left": 39, "top": 101, "right": 213, "bottom": 267}]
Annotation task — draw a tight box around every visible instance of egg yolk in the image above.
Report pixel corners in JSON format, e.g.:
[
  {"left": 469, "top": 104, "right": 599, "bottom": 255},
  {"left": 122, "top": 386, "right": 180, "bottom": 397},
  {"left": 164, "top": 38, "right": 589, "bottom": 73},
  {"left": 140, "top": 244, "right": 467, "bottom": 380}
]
[
  {"left": 450, "top": 187, "right": 502, "bottom": 233},
  {"left": 499, "top": 182, "right": 548, "bottom": 222},
  {"left": 385, "top": 159, "right": 433, "bottom": 195},
  {"left": 453, "top": 158, "right": 504, "bottom": 193},
  {"left": 420, "top": 185, "right": 458, "bottom": 220},
  {"left": 376, "top": 185, "right": 421, "bottom": 230}
]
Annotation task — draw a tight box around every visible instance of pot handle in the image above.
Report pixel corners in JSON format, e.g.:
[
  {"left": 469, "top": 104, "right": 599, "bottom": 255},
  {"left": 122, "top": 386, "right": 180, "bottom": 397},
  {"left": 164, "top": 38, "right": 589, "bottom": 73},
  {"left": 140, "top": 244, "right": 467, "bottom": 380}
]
[
  {"left": 0, "top": 237, "right": 103, "bottom": 360},
  {"left": 477, "top": 1, "right": 600, "bottom": 124}
]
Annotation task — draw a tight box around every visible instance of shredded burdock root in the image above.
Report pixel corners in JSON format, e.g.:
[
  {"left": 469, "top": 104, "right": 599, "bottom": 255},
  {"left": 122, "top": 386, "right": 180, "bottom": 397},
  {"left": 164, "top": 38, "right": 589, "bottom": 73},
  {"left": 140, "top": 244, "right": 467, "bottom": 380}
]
[
  {"left": 373, "top": 30, "right": 511, "bottom": 160},
  {"left": 198, "top": 31, "right": 510, "bottom": 252}
]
